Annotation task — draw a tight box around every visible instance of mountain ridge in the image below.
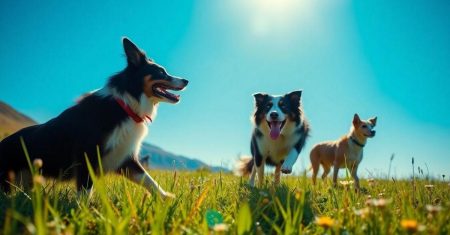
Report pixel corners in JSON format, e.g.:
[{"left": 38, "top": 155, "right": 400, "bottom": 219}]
[{"left": 0, "top": 101, "right": 37, "bottom": 139}]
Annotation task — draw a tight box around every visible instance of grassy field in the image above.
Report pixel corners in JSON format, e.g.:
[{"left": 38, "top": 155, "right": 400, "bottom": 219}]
[{"left": 1, "top": 166, "right": 449, "bottom": 235}]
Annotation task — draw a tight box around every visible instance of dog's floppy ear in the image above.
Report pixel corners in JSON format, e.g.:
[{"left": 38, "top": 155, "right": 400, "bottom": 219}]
[
  {"left": 369, "top": 117, "right": 377, "bottom": 127},
  {"left": 123, "top": 37, "right": 146, "bottom": 67},
  {"left": 253, "top": 93, "right": 268, "bottom": 105},
  {"left": 287, "top": 90, "right": 302, "bottom": 101},
  {"left": 353, "top": 113, "right": 361, "bottom": 127}
]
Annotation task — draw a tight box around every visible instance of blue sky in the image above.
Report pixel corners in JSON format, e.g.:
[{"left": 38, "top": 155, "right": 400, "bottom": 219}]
[{"left": 1, "top": 0, "right": 449, "bottom": 178}]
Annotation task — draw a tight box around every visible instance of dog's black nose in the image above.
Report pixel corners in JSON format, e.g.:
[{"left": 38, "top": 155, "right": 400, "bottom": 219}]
[
  {"left": 270, "top": 112, "right": 279, "bottom": 119},
  {"left": 182, "top": 79, "right": 189, "bottom": 86},
  {"left": 371, "top": 130, "right": 376, "bottom": 135}
]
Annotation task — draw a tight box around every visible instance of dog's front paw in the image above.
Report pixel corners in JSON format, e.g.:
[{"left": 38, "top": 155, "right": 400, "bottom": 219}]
[
  {"left": 161, "top": 191, "right": 176, "bottom": 200},
  {"left": 281, "top": 165, "right": 292, "bottom": 174}
]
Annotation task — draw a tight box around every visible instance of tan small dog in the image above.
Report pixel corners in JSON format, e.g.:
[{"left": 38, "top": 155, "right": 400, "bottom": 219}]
[{"left": 309, "top": 114, "right": 377, "bottom": 190}]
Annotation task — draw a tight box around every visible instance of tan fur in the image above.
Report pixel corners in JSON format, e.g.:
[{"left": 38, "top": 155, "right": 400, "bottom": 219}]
[{"left": 310, "top": 114, "right": 377, "bottom": 190}]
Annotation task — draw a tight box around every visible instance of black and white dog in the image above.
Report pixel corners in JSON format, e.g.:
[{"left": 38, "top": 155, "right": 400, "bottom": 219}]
[
  {"left": 0, "top": 38, "right": 188, "bottom": 198},
  {"left": 237, "top": 91, "right": 310, "bottom": 186}
]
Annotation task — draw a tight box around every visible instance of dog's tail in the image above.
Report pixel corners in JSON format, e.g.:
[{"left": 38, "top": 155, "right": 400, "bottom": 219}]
[{"left": 234, "top": 156, "right": 254, "bottom": 177}]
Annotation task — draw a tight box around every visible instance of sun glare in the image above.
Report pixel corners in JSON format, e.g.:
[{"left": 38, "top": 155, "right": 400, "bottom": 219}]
[{"left": 239, "top": 0, "right": 315, "bottom": 37}]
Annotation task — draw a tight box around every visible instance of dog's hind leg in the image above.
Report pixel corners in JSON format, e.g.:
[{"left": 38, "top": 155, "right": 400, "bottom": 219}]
[
  {"left": 249, "top": 163, "right": 257, "bottom": 187},
  {"left": 310, "top": 150, "right": 320, "bottom": 185},
  {"left": 311, "top": 168, "right": 318, "bottom": 185},
  {"left": 332, "top": 165, "right": 339, "bottom": 188},
  {"left": 118, "top": 157, "right": 174, "bottom": 199},
  {"left": 321, "top": 163, "right": 331, "bottom": 181}
]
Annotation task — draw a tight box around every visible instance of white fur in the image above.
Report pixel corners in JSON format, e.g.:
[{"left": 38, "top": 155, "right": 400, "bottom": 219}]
[
  {"left": 99, "top": 87, "right": 158, "bottom": 172},
  {"left": 102, "top": 119, "right": 148, "bottom": 171},
  {"left": 281, "top": 148, "right": 299, "bottom": 172},
  {"left": 340, "top": 134, "right": 364, "bottom": 169},
  {"left": 265, "top": 96, "right": 286, "bottom": 122},
  {"left": 132, "top": 172, "right": 173, "bottom": 198}
]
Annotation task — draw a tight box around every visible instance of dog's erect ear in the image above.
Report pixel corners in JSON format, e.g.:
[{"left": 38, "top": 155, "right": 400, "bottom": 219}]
[
  {"left": 369, "top": 116, "right": 377, "bottom": 127},
  {"left": 123, "top": 37, "right": 146, "bottom": 67},
  {"left": 253, "top": 93, "right": 268, "bottom": 105},
  {"left": 353, "top": 113, "right": 361, "bottom": 127},
  {"left": 287, "top": 90, "right": 302, "bottom": 101}
]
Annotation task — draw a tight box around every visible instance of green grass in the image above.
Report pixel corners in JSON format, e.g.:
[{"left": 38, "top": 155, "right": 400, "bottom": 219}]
[{"left": 1, "top": 169, "right": 449, "bottom": 234}]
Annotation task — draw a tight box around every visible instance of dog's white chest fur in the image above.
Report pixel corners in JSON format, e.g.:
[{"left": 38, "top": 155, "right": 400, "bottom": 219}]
[
  {"left": 101, "top": 119, "right": 148, "bottom": 171},
  {"left": 345, "top": 141, "right": 363, "bottom": 165},
  {"left": 258, "top": 132, "right": 300, "bottom": 164}
]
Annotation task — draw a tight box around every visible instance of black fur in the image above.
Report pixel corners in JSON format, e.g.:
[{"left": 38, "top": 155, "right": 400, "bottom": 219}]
[
  {"left": 0, "top": 95, "right": 126, "bottom": 191},
  {"left": 0, "top": 38, "right": 186, "bottom": 192},
  {"left": 294, "top": 123, "right": 310, "bottom": 154},
  {"left": 251, "top": 133, "right": 264, "bottom": 167},
  {"left": 253, "top": 93, "right": 271, "bottom": 126}
]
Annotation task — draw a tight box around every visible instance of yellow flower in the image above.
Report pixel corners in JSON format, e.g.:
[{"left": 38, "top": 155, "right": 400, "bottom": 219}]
[
  {"left": 212, "top": 223, "right": 229, "bottom": 232},
  {"left": 33, "top": 158, "right": 43, "bottom": 169},
  {"left": 401, "top": 219, "right": 418, "bottom": 232},
  {"left": 339, "top": 180, "right": 354, "bottom": 186},
  {"left": 262, "top": 198, "right": 270, "bottom": 205},
  {"left": 316, "top": 216, "right": 334, "bottom": 229},
  {"left": 33, "top": 175, "right": 45, "bottom": 186},
  {"left": 295, "top": 190, "right": 302, "bottom": 201}
]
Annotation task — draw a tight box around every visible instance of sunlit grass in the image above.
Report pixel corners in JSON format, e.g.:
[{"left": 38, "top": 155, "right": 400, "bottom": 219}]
[{"left": 1, "top": 168, "right": 449, "bottom": 234}]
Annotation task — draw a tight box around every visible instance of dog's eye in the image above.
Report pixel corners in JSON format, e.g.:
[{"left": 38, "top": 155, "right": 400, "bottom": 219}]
[
  {"left": 266, "top": 104, "right": 272, "bottom": 109},
  {"left": 362, "top": 125, "right": 367, "bottom": 128},
  {"left": 280, "top": 104, "right": 286, "bottom": 109}
]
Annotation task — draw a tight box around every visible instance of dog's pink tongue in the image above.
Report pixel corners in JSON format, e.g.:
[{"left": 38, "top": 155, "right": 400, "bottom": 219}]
[{"left": 269, "top": 121, "right": 281, "bottom": 140}]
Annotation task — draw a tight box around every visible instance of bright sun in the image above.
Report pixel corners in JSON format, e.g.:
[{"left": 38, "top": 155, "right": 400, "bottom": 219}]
[{"left": 236, "top": 0, "right": 316, "bottom": 37}]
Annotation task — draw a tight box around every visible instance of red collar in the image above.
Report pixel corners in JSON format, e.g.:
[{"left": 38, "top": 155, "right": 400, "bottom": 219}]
[{"left": 114, "top": 97, "right": 152, "bottom": 123}]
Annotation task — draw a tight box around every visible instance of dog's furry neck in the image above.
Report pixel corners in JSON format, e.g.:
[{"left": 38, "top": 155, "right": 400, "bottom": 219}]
[
  {"left": 97, "top": 86, "right": 159, "bottom": 121},
  {"left": 348, "top": 126, "right": 368, "bottom": 147}
]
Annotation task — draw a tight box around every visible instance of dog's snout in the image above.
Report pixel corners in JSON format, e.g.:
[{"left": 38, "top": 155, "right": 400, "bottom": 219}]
[
  {"left": 270, "top": 112, "right": 279, "bottom": 119},
  {"left": 371, "top": 130, "right": 376, "bottom": 136},
  {"left": 182, "top": 79, "right": 189, "bottom": 86}
]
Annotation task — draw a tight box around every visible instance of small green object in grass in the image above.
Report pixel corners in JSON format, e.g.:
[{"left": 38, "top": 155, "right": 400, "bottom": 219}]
[{"left": 206, "top": 209, "right": 224, "bottom": 228}]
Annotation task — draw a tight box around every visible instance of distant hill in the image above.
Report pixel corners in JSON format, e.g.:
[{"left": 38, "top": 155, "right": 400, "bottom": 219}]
[
  {"left": 140, "top": 142, "right": 228, "bottom": 172},
  {"left": 0, "top": 101, "right": 228, "bottom": 172},
  {"left": 0, "top": 101, "right": 37, "bottom": 140}
]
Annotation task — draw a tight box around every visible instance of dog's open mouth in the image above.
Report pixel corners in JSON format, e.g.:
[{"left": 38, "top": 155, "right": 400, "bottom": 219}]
[
  {"left": 365, "top": 130, "right": 376, "bottom": 138},
  {"left": 267, "top": 120, "right": 286, "bottom": 140},
  {"left": 152, "top": 84, "right": 183, "bottom": 102}
]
